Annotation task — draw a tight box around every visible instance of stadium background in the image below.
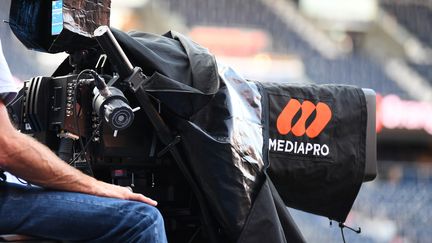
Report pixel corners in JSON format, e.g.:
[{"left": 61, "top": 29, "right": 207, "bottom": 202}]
[{"left": 1, "top": 0, "right": 431, "bottom": 242}]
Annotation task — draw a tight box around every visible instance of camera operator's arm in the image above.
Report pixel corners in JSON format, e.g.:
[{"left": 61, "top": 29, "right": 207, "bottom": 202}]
[{"left": 0, "top": 101, "right": 157, "bottom": 206}]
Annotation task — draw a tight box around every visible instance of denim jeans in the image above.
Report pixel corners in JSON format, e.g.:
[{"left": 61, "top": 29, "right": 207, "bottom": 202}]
[{"left": 0, "top": 182, "right": 167, "bottom": 243}]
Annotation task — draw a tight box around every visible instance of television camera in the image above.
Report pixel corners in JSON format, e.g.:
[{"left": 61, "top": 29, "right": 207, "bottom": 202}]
[{"left": 6, "top": 1, "right": 377, "bottom": 242}]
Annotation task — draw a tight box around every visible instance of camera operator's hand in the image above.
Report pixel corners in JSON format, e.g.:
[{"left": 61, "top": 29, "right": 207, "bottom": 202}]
[{"left": 92, "top": 181, "right": 158, "bottom": 206}]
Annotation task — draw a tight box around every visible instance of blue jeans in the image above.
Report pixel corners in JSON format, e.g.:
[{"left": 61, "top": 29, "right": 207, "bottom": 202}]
[{"left": 0, "top": 182, "right": 167, "bottom": 243}]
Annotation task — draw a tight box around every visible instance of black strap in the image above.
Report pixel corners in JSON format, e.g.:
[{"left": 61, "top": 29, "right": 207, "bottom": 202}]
[
  {"left": 339, "top": 222, "right": 361, "bottom": 243},
  {"left": 0, "top": 169, "right": 6, "bottom": 182},
  {"left": 330, "top": 220, "right": 361, "bottom": 243},
  {"left": 130, "top": 81, "right": 221, "bottom": 243}
]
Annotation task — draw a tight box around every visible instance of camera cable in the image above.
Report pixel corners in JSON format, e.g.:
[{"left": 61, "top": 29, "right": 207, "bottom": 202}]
[{"left": 69, "top": 69, "right": 102, "bottom": 176}]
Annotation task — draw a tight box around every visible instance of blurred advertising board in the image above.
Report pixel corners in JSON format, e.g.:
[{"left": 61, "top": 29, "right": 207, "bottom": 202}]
[{"left": 376, "top": 94, "right": 432, "bottom": 143}]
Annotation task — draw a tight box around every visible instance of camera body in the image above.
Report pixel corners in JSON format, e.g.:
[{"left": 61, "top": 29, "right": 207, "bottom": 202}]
[{"left": 8, "top": 54, "right": 201, "bottom": 241}]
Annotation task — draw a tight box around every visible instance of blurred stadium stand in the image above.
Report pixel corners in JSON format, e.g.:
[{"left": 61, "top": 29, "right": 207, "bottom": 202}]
[
  {"left": 409, "top": 63, "right": 432, "bottom": 85},
  {"left": 380, "top": 1, "right": 432, "bottom": 99},
  {"left": 160, "top": 0, "right": 412, "bottom": 98},
  {"left": 382, "top": 2, "right": 432, "bottom": 47}
]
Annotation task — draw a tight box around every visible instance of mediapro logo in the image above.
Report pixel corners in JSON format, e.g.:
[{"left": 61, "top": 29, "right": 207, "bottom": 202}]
[
  {"left": 276, "top": 99, "right": 332, "bottom": 138},
  {"left": 269, "top": 99, "right": 332, "bottom": 156}
]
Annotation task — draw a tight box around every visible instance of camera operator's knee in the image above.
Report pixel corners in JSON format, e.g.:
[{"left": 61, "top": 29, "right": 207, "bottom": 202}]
[
  {"left": 152, "top": 207, "right": 164, "bottom": 226},
  {"left": 145, "top": 206, "right": 165, "bottom": 230},
  {"left": 120, "top": 203, "right": 166, "bottom": 242},
  {"left": 125, "top": 203, "right": 165, "bottom": 229}
]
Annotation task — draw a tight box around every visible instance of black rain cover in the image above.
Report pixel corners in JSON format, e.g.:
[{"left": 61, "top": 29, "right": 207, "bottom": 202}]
[
  {"left": 111, "top": 30, "right": 367, "bottom": 242},
  {"left": 112, "top": 29, "right": 219, "bottom": 118},
  {"left": 261, "top": 83, "right": 367, "bottom": 222}
]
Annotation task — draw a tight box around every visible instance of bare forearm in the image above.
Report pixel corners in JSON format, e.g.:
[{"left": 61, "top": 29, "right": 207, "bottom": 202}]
[
  {"left": 0, "top": 102, "right": 157, "bottom": 205},
  {"left": 1, "top": 130, "right": 157, "bottom": 205},
  {"left": 1, "top": 130, "right": 98, "bottom": 193}
]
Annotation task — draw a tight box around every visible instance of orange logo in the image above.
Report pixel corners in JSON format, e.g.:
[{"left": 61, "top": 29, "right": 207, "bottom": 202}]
[{"left": 276, "top": 99, "right": 332, "bottom": 138}]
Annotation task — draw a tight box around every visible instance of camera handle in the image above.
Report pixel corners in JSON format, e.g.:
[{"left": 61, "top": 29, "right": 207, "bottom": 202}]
[
  {"left": 94, "top": 26, "right": 135, "bottom": 79},
  {"left": 94, "top": 26, "right": 220, "bottom": 243},
  {"left": 94, "top": 26, "right": 175, "bottom": 145}
]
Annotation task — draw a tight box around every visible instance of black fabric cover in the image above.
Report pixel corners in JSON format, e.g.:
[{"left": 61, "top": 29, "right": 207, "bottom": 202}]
[
  {"left": 102, "top": 30, "right": 367, "bottom": 242},
  {"left": 163, "top": 66, "right": 268, "bottom": 241},
  {"left": 112, "top": 29, "right": 219, "bottom": 118},
  {"left": 261, "top": 83, "right": 367, "bottom": 222},
  {"left": 237, "top": 177, "right": 305, "bottom": 243}
]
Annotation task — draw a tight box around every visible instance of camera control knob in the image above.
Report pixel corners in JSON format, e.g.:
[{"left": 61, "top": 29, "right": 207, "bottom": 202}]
[{"left": 93, "top": 86, "right": 135, "bottom": 132}]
